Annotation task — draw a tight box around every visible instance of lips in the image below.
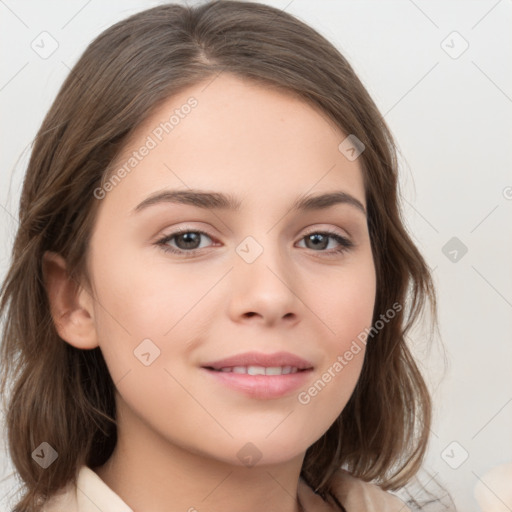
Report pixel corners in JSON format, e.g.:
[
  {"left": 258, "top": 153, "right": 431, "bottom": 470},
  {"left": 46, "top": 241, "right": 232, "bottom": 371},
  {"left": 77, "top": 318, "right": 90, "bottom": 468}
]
[
  {"left": 200, "top": 351, "right": 314, "bottom": 399},
  {"left": 201, "top": 351, "right": 314, "bottom": 372}
]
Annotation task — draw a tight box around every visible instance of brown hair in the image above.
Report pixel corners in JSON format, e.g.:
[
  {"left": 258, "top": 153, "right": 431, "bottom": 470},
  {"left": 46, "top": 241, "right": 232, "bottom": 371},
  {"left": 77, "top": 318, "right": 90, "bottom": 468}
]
[{"left": 0, "top": 1, "right": 438, "bottom": 510}]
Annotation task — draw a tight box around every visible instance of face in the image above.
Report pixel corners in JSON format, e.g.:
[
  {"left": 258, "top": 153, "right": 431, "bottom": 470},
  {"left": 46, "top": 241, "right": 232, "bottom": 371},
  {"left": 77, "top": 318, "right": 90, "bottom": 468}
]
[{"left": 84, "top": 74, "right": 376, "bottom": 467}]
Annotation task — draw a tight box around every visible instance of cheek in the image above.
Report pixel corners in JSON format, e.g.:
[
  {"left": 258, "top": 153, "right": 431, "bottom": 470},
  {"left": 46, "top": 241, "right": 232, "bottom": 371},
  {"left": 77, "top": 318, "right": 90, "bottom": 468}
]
[
  {"left": 90, "top": 240, "right": 192, "bottom": 326},
  {"left": 89, "top": 246, "right": 220, "bottom": 390},
  {"left": 298, "top": 257, "right": 375, "bottom": 414},
  {"left": 313, "top": 256, "right": 376, "bottom": 348}
]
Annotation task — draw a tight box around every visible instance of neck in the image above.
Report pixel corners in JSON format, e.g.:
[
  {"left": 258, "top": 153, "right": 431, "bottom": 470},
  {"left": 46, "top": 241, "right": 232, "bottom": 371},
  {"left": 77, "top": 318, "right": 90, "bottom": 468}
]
[{"left": 93, "top": 405, "right": 307, "bottom": 512}]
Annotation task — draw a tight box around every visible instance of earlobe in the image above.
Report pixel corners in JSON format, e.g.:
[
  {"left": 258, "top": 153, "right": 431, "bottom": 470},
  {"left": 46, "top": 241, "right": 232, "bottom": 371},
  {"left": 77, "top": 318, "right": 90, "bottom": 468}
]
[{"left": 42, "top": 250, "right": 99, "bottom": 350}]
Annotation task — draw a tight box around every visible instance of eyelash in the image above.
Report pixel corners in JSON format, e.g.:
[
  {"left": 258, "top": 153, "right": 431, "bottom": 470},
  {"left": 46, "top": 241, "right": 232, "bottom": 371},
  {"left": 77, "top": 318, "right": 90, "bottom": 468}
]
[{"left": 155, "top": 227, "right": 354, "bottom": 258}]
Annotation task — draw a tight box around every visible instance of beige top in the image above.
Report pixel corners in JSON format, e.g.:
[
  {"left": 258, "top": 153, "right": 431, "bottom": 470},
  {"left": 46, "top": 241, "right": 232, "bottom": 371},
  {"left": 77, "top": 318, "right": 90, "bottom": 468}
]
[{"left": 41, "top": 465, "right": 411, "bottom": 512}]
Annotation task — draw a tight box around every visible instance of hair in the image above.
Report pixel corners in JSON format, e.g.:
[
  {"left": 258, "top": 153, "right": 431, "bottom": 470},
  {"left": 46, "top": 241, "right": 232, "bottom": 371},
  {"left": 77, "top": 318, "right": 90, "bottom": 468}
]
[{"left": 0, "top": 1, "right": 442, "bottom": 510}]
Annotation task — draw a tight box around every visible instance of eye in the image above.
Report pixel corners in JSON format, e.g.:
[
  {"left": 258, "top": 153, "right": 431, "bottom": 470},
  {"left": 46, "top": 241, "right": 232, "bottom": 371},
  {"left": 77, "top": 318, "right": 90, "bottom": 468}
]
[
  {"left": 297, "top": 230, "right": 354, "bottom": 256},
  {"left": 156, "top": 228, "right": 215, "bottom": 257}
]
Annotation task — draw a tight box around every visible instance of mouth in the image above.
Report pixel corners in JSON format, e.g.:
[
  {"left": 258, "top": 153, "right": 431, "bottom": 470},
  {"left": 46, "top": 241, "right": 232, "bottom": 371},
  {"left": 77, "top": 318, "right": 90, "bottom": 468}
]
[
  {"left": 204, "top": 365, "right": 307, "bottom": 375},
  {"left": 200, "top": 351, "right": 314, "bottom": 399}
]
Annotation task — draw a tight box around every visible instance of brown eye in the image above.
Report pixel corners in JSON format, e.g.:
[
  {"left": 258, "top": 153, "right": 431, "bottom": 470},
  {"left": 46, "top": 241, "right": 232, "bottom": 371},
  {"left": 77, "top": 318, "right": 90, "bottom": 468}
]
[
  {"left": 173, "top": 232, "right": 203, "bottom": 250},
  {"left": 156, "top": 229, "right": 215, "bottom": 256},
  {"left": 298, "top": 231, "right": 354, "bottom": 255}
]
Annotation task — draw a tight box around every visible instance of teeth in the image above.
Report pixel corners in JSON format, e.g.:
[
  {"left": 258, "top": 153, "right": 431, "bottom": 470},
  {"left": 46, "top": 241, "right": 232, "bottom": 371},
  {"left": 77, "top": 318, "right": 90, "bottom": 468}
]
[
  {"left": 247, "top": 365, "right": 266, "bottom": 375},
  {"left": 216, "top": 365, "right": 300, "bottom": 375}
]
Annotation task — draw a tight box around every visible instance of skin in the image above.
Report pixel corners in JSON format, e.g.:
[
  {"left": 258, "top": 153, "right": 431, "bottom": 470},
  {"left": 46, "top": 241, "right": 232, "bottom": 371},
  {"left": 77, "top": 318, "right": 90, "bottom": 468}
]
[{"left": 43, "top": 74, "right": 376, "bottom": 512}]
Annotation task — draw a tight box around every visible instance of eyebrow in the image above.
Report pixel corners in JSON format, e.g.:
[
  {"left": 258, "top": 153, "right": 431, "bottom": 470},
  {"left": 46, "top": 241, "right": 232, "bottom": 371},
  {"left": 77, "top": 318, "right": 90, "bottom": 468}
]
[{"left": 131, "top": 189, "right": 367, "bottom": 216}]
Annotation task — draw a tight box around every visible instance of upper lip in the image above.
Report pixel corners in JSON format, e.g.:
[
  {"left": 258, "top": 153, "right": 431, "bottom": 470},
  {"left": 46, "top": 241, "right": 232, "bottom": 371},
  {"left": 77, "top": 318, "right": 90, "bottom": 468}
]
[{"left": 201, "top": 351, "right": 314, "bottom": 370}]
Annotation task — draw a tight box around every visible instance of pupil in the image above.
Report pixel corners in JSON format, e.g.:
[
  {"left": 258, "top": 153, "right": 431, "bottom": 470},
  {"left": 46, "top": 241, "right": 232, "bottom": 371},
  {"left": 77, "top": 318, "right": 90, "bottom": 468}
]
[
  {"left": 179, "top": 232, "right": 200, "bottom": 249},
  {"left": 308, "top": 233, "right": 327, "bottom": 250}
]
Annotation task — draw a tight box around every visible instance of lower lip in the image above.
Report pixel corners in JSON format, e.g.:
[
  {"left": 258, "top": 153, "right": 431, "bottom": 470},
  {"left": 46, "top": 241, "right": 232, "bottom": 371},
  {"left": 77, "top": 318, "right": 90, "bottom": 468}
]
[{"left": 201, "top": 368, "right": 313, "bottom": 399}]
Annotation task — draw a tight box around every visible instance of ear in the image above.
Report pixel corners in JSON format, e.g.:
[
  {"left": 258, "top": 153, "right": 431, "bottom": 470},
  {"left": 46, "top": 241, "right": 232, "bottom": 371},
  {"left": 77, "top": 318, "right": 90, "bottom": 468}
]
[{"left": 42, "top": 250, "right": 99, "bottom": 350}]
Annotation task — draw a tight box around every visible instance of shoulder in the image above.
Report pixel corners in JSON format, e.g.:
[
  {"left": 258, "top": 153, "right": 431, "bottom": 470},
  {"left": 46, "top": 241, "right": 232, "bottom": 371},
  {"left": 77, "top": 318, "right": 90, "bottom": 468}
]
[{"left": 327, "top": 469, "right": 411, "bottom": 512}]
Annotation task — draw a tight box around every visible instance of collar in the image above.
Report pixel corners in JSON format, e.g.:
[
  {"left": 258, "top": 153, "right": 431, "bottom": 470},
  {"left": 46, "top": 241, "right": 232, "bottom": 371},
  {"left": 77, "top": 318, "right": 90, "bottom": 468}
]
[
  {"left": 76, "top": 466, "right": 133, "bottom": 512},
  {"left": 75, "top": 467, "right": 333, "bottom": 512}
]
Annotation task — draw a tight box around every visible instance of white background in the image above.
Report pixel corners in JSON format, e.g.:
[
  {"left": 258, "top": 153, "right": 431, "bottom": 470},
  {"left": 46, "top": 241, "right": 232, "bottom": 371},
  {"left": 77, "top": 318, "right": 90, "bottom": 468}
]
[{"left": 1, "top": 1, "right": 511, "bottom": 511}]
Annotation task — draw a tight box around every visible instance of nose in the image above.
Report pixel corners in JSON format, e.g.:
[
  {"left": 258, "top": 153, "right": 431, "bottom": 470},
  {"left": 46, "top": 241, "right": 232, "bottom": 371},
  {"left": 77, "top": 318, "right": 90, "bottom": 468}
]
[{"left": 227, "top": 236, "right": 301, "bottom": 326}]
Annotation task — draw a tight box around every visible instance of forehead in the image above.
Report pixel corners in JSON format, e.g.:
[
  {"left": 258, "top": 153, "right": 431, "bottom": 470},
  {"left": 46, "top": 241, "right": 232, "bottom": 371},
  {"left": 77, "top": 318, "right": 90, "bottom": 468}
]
[{"left": 99, "top": 73, "right": 366, "bottom": 215}]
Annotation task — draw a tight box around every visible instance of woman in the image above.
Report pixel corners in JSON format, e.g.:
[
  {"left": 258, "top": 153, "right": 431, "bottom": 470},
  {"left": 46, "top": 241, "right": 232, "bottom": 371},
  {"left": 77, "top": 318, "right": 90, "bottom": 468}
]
[{"left": 0, "top": 2, "right": 443, "bottom": 510}]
